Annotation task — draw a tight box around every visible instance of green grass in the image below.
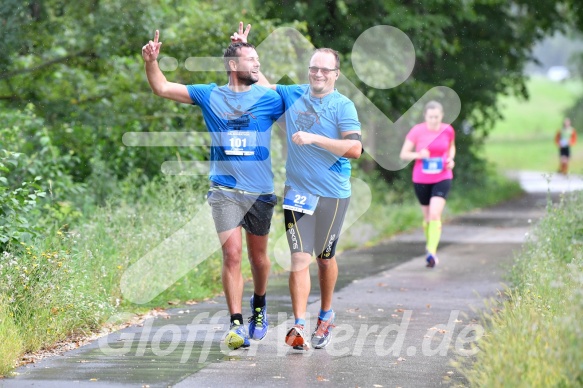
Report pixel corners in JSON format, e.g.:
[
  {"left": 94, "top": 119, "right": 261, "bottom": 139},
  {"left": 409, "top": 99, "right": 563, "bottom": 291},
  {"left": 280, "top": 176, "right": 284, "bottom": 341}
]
[
  {"left": 0, "top": 238, "right": 112, "bottom": 361},
  {"left": 483, "top": 76, "right": 583, "bottom": 172},
  {"left": 460, "top": 191, "right": 583, "bottom": 386},
  {"left": 447, "top": 172, "right": 523, "bottom": 212},
  {"left": 0, "top": 296, "right": 23, "bottom": 377},
  {"left": 485, "top": 138, "right": 579, "bottom": 172}
]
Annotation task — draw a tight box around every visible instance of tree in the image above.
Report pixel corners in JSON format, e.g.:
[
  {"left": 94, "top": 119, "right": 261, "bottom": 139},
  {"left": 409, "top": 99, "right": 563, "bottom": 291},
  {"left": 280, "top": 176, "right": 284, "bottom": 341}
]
[
  {"left": 257, "top": 0, "right": 583, "bottom": 182},
  {"left": 0, "top": 0, "right": 269, "bottom": 184}
]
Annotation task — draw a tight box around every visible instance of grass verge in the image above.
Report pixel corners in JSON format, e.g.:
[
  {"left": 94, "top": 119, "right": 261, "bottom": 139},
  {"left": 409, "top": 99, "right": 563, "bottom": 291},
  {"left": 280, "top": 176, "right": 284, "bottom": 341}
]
[
  {"left": 460, "top": 191, "right": 583, "bottom": 386},
  {"left": 0, "top": 296, "right": 23, "bottom": 377}
]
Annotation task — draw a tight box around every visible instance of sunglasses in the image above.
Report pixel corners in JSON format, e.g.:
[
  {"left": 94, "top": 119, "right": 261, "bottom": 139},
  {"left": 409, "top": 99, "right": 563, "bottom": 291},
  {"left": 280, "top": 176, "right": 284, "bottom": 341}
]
[{"left": 308, "top": 66, "right": 338, "bottom": 75}]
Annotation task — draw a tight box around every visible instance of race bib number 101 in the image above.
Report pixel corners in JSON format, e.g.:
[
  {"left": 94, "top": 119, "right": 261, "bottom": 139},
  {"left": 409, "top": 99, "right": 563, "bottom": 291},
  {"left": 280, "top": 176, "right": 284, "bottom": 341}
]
[{"left": 221, "top": 130, "right": 257, "bottom": 156}]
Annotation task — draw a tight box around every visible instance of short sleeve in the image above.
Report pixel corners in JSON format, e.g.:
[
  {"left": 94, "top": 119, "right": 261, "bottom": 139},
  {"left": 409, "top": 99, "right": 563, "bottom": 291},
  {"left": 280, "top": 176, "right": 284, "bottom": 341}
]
[
  {"left": 448, "top": 125, "right": 456, "bottom": 142},
  {"left": 275, "top": 84, "right": 292, "bottom": 100},
  {"left": 405, "top": 125, "right": 418, "bottom": 143},
  {"left": 338, "top": 100, "right": 361, "bottom": 132},
  {"left": 269, "top": 91, "right": 284, "bottom": 121},
  {"left": 186, "top": 84, "right": 213, "bottom": 106}
]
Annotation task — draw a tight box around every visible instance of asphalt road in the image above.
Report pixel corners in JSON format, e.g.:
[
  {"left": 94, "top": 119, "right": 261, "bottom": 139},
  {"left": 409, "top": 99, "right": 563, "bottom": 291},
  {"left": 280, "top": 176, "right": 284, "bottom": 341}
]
[{"left": 2, "top": 171, "right": 581, "bottom": 388}]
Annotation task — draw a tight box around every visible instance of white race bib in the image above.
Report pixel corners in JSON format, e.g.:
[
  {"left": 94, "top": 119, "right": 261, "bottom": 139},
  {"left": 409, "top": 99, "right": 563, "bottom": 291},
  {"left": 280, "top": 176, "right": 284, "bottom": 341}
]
[
  {"left": 422, "top": 157, "right": 444, "bottom": 174},
  {"left": 282, "top": 187, "right": 319, "bottom": 215},
  {"left": 221, "top": 130, "right": 257, "bottom": 156}
]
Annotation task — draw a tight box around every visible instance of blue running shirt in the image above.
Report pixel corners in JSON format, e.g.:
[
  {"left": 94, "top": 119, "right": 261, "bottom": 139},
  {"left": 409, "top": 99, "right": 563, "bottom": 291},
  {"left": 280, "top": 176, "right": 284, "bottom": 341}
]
[
  {"left": 276, "top": 84, "right": 361, "bottom": 198},
  {"left": 186, "top": 83, "right": 283, "bottom": 193}
]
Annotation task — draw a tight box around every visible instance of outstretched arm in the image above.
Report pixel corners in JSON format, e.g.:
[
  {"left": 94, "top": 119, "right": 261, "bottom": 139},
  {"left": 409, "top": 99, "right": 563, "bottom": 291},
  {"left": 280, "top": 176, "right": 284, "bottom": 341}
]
[
  {"left": 142, "top": 30, "right": 192, "bottom": 104},
  {"left": 231, "top": 22, "right": 276, "bottom": 90}
]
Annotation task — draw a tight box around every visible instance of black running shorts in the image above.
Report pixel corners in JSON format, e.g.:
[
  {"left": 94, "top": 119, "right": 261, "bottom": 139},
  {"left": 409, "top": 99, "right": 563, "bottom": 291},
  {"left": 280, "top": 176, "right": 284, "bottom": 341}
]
[
  {"left": 413, "top": 179, "right": 452, "bottom": 206},
  {"left": 560, "top": 146, "right": 570, "bottom": 158}
]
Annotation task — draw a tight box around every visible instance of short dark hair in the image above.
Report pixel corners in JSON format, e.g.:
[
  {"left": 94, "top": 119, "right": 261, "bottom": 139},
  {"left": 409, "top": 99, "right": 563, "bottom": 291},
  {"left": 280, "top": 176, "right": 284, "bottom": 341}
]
[
  {"left": 424, "top": 100, "right": 444, "bottom": 114},
  {"left": 223, "top": 42, "right": 256, "bottom": 75},
  {"left": 311, "top": 48, "right": 340, "bottom": 70}
]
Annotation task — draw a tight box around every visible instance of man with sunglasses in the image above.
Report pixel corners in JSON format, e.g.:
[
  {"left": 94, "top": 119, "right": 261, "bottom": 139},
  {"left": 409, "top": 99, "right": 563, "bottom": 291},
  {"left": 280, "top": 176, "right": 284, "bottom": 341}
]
[{"left": 232, "top": 23, "right": 363, "bottom": 350}]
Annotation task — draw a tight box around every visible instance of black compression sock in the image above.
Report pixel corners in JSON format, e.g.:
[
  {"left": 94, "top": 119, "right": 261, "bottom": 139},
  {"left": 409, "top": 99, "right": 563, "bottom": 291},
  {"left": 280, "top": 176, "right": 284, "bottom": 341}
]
[
  {"left": 253, "top": 293, "right": 266, "bottom": 308},
  {"left": 231, "top": 313, "right": 244, "bottom": 325}
]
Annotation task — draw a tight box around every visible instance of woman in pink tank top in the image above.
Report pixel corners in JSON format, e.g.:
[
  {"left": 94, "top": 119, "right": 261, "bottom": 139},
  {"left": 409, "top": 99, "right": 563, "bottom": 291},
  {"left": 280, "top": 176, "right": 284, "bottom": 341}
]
[{"left": 399, "top": 101, "right": 456, "bottom": 268}]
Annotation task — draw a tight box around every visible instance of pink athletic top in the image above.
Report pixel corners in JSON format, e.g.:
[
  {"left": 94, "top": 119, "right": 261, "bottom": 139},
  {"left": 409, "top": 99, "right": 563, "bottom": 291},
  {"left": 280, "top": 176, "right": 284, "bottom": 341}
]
[{"left": 406, "top": 122, "right": 455, "bottom": 184}]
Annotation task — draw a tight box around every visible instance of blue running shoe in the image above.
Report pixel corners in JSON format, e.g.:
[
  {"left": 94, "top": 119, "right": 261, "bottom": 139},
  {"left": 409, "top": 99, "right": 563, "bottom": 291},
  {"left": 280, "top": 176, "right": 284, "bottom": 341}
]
[
  {"left": 311, "top": 310, "right": 336, "bottom": 349},
  {"left": 224, "top": 320, "right": 250, "bottom": 350},
  {"left": 426, "top": 253, "right": 439, "bottom": 268},
  {"left": 248, "top": 296, "right": 269, "bottom": 340}
]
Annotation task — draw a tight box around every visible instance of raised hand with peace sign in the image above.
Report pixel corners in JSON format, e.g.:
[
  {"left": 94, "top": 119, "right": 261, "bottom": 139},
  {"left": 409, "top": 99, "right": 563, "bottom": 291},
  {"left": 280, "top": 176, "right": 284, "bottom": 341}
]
[{"left": 230, "top": 21, "right": 251, "bottom": 44}]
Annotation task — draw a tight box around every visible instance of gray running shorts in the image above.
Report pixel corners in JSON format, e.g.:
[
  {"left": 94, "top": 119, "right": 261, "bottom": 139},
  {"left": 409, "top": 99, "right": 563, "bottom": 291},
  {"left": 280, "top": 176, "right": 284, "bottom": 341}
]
[{"left": 207, "top": 186, "right": 277, "bottom": 236}]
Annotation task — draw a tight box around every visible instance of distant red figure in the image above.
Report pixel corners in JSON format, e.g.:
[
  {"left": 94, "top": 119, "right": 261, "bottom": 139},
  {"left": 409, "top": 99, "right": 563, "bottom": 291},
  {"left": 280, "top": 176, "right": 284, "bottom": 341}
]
[{"left": 555, "top": 117, "right": 577, "bottom": 174}]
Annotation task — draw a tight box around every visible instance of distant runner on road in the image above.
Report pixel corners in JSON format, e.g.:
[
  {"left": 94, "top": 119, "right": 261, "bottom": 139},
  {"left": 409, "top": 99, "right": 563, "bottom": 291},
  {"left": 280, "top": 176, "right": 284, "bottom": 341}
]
[
  {"left": 400, "top": 100, "right": 456, "bottom": 268},
  {"left": 555, "top": 117, "right": 577, "bottom": 175}
]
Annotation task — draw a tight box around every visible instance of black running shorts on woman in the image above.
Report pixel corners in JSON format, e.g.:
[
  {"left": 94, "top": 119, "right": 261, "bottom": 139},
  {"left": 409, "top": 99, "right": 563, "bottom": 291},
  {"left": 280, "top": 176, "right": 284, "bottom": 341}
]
[
  {"left": 284, "top": 193, "right": 350, "bottom": 259},
  {"left": 413, "top": 179, "right": 452, "bottom": 206}
]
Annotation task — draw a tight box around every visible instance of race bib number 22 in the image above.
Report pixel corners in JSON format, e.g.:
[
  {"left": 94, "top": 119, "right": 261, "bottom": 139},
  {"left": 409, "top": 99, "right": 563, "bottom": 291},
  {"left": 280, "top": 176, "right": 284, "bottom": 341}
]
[{"left": 283, "top": 187, "right": 319, "bottom": 215}]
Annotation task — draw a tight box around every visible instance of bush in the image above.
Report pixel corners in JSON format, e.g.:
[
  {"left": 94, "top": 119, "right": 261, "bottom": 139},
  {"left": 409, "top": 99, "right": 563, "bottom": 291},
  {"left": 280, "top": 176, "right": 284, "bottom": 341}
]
[
  {"left": 0, "top": 105, "right": 85, "bottom": 233},
  {"left": 0, "top": 150, "right": 45, "bottom": 249}
]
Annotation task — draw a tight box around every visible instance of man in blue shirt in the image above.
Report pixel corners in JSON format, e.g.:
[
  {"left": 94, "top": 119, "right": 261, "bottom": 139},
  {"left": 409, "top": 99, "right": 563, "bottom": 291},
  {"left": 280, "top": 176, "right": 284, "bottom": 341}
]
[
  {"left": 142, "top": 30, "right": 283, "bottom": 350},
  {"left": 232, "top": 23, "right": 362, "bottom": 350}
]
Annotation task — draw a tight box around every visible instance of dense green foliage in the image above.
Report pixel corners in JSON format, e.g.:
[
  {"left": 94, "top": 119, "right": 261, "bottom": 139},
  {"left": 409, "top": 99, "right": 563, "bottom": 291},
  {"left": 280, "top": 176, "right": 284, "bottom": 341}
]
[
  {"left": 0, "top": 150, "right": 45, "bottom": 247},
  {"left": 1, "top": 1, "right": 280, "bottom": 188},
  {"left": 0, "top": 0, "right": 581, "bottom": 205},
  {"left": 0, "top": 1, "right": 580, "bottom": 189},
  {"left": 258, "top": 0, "right": 583, "bottom": 185},
  {"left": 0, "top": 106, "right": 85, "bottom": 243},
  {"left": 260, "top": 0, "right": 583, "bottom": 124}
]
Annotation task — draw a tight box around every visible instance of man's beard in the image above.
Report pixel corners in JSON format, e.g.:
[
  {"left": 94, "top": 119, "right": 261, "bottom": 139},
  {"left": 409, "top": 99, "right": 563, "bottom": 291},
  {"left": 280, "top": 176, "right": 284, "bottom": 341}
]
[{"left": 237, "top": 71, "right": 258, "bottom": 86}]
